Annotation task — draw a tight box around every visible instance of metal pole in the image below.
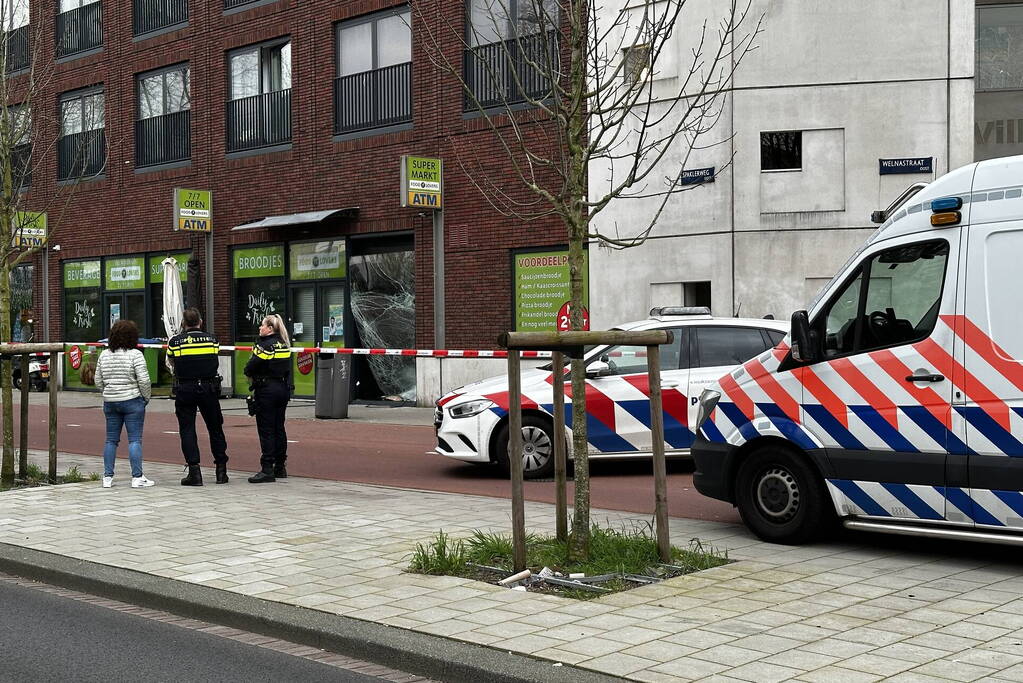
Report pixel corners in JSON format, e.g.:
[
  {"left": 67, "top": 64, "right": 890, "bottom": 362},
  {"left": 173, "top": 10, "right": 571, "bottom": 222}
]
[
  {"left": 552, "top": 351, "right": 567, "bottom": 542},
  {"left": 48, "top": 351, "right": 57, "bottom": 483},
  {"left": 508, "top": 350, "right": 526, "bottom": 572},
  {"left": 205, "top": 232, "right": 214, "bottom": 334},
  {"left": 647, "top": 344, "right": 670, "bottom": 562},
  {"left": 42, "top": 249, "right": 49, "bottom": 342},
  {"left": 18, "top": 354, "right": 28, "bottom": 479},
  {"left": 433, "top": 209, "right": 444, "bottom": 349}
]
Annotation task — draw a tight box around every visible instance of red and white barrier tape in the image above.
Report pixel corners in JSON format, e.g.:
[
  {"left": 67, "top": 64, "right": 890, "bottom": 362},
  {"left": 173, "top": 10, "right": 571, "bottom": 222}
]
[{"left": 63, "top": 342, "right": 554, "bottom": 359}]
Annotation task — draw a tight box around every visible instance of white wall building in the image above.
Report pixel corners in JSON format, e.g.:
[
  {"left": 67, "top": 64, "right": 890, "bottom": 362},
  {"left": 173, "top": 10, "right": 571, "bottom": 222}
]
[{"left": 588, "top": 0, "right": 1012, "bottom": 328}]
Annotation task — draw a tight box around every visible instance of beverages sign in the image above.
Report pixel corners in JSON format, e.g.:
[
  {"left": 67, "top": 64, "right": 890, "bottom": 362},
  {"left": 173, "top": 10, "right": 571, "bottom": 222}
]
[
  {"left": 174, "top": 188, "right": 212, "bottom": 232},
  {"left": 400, "top": 155, "right": 443, "bottom": 210}
]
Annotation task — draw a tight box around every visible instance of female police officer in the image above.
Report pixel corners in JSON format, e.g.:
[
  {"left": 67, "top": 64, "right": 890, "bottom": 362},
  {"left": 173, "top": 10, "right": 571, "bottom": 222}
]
[{"left": 244, "top": 314, "right": 292, "bottom": 483}]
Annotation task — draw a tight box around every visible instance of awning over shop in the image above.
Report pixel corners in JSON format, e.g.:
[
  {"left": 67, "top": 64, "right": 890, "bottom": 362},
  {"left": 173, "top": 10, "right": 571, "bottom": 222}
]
[{"left": 231, "top": 207, "right": 359, "bottom": 231}]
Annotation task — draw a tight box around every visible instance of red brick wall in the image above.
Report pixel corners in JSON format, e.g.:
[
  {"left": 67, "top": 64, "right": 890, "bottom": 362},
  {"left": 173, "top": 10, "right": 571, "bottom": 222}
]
[{"left": 20, "top": 0, "right": 569, "bottom": 349}]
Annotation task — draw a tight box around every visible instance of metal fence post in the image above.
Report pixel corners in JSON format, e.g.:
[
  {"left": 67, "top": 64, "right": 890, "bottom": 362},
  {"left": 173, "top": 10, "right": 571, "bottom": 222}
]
[
  {"left": 646, "top": 344, "right": 670, "bottom": 563},
  {"left": 19, "top": 354, "right": 29, "bottom": 479},
  {"left": 507, "top": 349, "right": 527, "bottom": 572},
  {"left": 552, "top": 350, "right": 567, "bottom": 542}
]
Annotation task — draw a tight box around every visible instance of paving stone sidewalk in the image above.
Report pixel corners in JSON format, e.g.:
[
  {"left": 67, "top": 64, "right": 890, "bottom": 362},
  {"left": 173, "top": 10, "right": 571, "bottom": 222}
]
[{"left": 5, "top": 453, "right": 1023, "bottom": 682}]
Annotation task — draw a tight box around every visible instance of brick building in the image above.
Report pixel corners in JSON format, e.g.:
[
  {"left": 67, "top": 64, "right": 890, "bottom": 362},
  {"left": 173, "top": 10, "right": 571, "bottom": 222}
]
[{"left": 8, "top": 0, "right": 571, "bottom": 403}]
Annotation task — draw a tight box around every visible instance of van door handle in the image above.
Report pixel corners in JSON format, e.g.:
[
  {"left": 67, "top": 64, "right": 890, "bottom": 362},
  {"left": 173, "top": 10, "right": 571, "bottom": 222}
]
[
  {"left": 905, "top": 373, "right": 944, "bottom": 383},
  {"left": 661, "top": 382, "right": 678, "bottom": 389}
]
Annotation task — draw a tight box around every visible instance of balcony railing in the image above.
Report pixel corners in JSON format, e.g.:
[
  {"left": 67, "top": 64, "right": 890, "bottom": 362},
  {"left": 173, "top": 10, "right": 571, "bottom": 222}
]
[
  {"left": 463, "top": 30, "right": 559, "bottom": 110},
  {"left": 224, "top": 0, "right": 261, "bottom": 9},
  {"left": 226, "top": 89, "right": 291, "bottom": 152},
  {"left": 11, "top": 142, "right": 30, "bottom": 187},
  {"left": 334, "top": 62, "right": 412, "bottom": 134},
  {"left": 135, "top": 109, "right": 190, "bottom": 168},
  {"left": 4, "top": 25, "right": 29, "bottom": 72},
  {"left": 58, "top": 128, "right": 106, "bottom": 180},
  {"left": 56, "top": 2, "right": 103, "bottom": 59},
  {"left": 134, "top": 0, "right": 187, "bottom": 37}
]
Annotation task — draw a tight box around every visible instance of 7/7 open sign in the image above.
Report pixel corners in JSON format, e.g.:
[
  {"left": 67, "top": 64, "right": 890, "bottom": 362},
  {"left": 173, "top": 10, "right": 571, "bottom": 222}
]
[{"left": 174, "top": 188, "right": 212, "bottom": 232}]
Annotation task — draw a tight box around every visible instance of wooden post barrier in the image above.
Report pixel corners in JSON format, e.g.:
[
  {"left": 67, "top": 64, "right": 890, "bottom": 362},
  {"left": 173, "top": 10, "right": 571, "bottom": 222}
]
[
  {"left": 0, "top": 344, "right": 63, "bottom": 484},
  {"left": 498, "top": 330, "right": 674, "bottom": 563},
  {"left": 551, "top": 351, "right": 567, "bottom": 542},
  {"left": 19, "top": 354, "right": 28, "bottom": 479}
]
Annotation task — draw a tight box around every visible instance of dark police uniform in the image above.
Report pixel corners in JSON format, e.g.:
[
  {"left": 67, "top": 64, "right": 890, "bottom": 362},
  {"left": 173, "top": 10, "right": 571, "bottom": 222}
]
[
  {"left": 167, "top": 328, "right": 228, "bottom": 470},
  {"left": 244, "top": 333, "right": 291, "bottom": 476}
]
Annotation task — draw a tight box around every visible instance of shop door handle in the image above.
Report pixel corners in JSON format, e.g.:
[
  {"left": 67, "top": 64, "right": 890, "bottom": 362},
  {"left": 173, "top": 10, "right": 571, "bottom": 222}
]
[{"left": 905, "top": 372, "right": 944, "bottom": 383}]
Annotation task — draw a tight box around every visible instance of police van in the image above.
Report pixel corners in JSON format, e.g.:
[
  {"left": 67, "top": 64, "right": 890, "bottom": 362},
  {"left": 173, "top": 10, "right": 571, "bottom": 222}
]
[{"left": 692, "top": 155, "right": 1023, "bottom": 545}]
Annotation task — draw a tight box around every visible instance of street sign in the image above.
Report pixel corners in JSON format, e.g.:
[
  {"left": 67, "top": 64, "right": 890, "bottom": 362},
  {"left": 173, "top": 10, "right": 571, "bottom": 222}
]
[
  {"left": 11, "top": 211, "right": 47, "bottom": 248},
  {"left": 174, "top": 188, "right": 212, "bottom": 232},
  {"left": 400, "top": 156, "right": 443, "bottom": 210}
]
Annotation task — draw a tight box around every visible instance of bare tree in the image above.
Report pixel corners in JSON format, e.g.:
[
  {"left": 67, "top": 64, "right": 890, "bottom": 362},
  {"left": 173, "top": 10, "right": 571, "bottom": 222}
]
[
  {"left": 0, "top": 0, "right": 109, "bottom": 487},
  {"left": 412, "top": 0, "right": 761, "bottom": 557}
]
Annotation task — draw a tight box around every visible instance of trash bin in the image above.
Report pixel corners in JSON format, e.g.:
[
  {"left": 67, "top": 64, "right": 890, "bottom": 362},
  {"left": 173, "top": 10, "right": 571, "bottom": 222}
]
[{"left": 315, "top": 353, "right": 351, "bottom": 419}]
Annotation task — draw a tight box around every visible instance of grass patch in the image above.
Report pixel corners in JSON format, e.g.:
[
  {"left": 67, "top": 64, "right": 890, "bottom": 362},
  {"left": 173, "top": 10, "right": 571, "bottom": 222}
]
[
  {"left": 407, "top": 521, "right": 730, "bottom": 599},
  {"left": 6, "top": 464, "right": 103, "bottom": 488}
]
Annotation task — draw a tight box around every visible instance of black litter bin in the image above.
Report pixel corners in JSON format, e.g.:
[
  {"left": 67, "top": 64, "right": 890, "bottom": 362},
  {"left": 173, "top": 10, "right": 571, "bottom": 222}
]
[{"left": 315, "top": 353, "right": 351, "bottom": 419}]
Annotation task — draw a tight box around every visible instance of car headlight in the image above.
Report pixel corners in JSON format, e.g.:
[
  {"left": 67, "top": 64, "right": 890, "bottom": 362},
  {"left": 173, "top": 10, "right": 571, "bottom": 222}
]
[
  {"left": 694, "top": 389, "right": 721, "bottom": 431},
  {"left": 448, "top": 399, "right": 496, "bottom": 419}
]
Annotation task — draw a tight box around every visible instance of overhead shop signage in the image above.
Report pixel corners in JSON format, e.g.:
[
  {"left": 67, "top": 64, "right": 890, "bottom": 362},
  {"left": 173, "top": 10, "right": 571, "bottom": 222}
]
[
  {"left": 105, "top": 256, "right": 146, "bottom": 290},
  {"left": 513, "top": 248, "right": 590, "bottom": 332},
  {"left": 148, "top": 252, "right": 190, "bottom": 283},
  {"left": 679, "top": 167, "right": 715, "bottom": 185},
  {"left": 174, "top": 188, "right": 212, "bottom": 232},
  {"left": 63, "top": 260, "right": 101, "bottom": 289},
  {"left": 233, "top": 245, "right": 285, "bottom": 278},
  {"left": 11, "top": 211, "right": 47, "bottom": 248},
  {"left": 289, "top": 240, "right": 346, "bottom": 281},
  {"left": 879, "top": 157, "right": 933, "bottom": 175},
  {"left": 400, "top": 155, "right": 443, "bottom": 209}
]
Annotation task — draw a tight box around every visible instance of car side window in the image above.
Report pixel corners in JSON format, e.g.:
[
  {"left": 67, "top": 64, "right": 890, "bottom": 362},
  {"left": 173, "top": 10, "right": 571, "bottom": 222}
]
[
  {"left": 693, "top": 326, "right": 770, "bottom": 368},
  {"left": 816, "top": 239, "right": 948, "bottom": 358},
  {"left": 765, "top": 329, "right": 786, "bottom": 347},
  {"left": 596, "top": 327, "right": 684, "bottom": 376}
]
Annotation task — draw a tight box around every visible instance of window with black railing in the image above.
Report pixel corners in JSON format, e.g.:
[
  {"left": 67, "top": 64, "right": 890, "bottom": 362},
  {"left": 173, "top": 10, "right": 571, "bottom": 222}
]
[
  {"left": 4, "top": 24, "right": 29, "bottom": 72},
  {"left": 58, "top": 89, "right": 105, "bottom": 181},
  {"left": 136, "top": 64, "right": 190, "bottom": 167},
  {"left": 334, "top": 8, "right": 412, "bottom": 134},
  {"left": 56, "top": 0, "right": 102, "bottom": 59},
  {"left": 227, "top": 39, "right": 291, "bottom": 152},
  {"left": 463, "top": 30, "right": 558, "bottom": 110},
  {"left": 134, "top": 0, "right": 187, "bottom": 37},
  {"left": 12, "top": 142, "right": 31, "bottom": 187}
]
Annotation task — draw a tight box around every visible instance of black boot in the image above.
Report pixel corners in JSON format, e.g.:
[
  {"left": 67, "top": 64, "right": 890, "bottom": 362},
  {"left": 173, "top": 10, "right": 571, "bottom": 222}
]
[
  {"left": 248, "top": 468, "right": 276, "bottom": 483},
  {"left": 215, "top": 463, "right": 229, "bottom": 484},
  {"left": 180, "top": 465, "right": 203, "bottom": 486},
  {"left": 273, "top": 462, "right": 287, "bottom": 479}
]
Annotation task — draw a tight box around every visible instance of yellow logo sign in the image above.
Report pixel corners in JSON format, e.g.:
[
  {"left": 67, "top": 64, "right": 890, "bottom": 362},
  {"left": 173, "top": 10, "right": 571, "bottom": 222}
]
[
  {"left": 179, "top": 217, "right": 211, "bottom": 232},
  {"left": 408, "top": 191, "right": 442, "bottom": 209}
]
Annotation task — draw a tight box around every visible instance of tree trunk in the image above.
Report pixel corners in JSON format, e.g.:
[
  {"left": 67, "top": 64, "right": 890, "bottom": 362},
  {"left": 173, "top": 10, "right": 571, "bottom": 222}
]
[
  {"left": 0, "top": 264, "right": 15, "bottom": 488},
  {"left": 567, "top": 217, "right": 589, "bottom": 560}
]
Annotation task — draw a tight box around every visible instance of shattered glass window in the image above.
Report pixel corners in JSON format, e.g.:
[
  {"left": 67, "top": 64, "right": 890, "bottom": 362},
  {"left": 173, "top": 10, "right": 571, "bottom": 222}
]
[{"left": 350, "top": 248, "right": 416, "bottom": 401}]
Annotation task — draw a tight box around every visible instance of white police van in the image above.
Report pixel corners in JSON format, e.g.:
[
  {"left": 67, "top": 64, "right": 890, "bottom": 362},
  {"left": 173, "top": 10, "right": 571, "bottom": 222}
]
[
  {"left": 432, "top": 308, "right": 787, "bottom": 478},
  {"left": 693, "top": 155, "right": 1023, "bottom": 545}
]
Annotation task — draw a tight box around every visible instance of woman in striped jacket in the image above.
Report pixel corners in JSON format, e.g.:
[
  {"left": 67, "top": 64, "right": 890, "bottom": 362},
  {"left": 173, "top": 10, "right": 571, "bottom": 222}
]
[{"left": 95, "top": 320, "right": 154, "bottom": 488}]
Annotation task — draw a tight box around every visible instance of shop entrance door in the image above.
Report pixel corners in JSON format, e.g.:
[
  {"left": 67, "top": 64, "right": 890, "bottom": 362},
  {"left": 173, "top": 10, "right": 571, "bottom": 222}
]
[
  {"left": 286, "top": 282, "right": 347, "bottom": 397},
  {"left": 103, "top": 292, "right": 146, "bottom": 338}
]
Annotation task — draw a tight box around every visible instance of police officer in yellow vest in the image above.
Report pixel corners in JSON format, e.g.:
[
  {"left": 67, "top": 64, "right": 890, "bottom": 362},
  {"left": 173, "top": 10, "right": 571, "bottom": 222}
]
[
  {"left": 167, "top": 308, "right": 228, "bottom": 486},
  {"left": 244, "top": 314, "right": 292, "bottom": 483}
]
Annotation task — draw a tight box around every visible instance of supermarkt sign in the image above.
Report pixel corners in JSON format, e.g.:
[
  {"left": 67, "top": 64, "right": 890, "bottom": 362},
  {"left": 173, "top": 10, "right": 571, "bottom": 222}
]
[
  {"left": 513, "top": 248, "right": 589, "bottom": 332},
  {"left": 174, "top": 188, "right": 212, "bottom": 232},
  {"left": 400, "top": 155, "right": 443, "bottom": 209}
]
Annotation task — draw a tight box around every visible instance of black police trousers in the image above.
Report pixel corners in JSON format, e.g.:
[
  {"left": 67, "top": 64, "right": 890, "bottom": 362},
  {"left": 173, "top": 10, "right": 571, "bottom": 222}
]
[
  {"left": 254, "top": 380, "right": 289, "bottom": 471},
  {"left": 175, "top": 383, "right": 228, "bottom": 466}
]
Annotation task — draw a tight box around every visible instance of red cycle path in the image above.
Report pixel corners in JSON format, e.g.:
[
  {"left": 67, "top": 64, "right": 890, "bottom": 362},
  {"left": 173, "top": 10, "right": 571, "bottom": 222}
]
[{"left": 21, "top": 404, "right": 740, "bottom": 523}]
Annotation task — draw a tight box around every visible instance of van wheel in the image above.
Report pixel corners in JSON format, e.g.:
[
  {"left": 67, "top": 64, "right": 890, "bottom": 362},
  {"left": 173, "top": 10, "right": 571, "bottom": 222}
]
[
  {"left": 735, "top": 446, "right": 829, "bottom": 544},
  {"left": 496, "top": 416, "right": 556, "bottom": 480}
]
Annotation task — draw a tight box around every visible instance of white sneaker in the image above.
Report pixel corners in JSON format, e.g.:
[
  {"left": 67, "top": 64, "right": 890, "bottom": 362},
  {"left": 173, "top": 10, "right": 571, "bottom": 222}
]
[
  {"left": 102, "top": 476, "right": 113, "bottom": 488},
  {"left": 131, "top": 476, "right": 155, "bottom": 488}
]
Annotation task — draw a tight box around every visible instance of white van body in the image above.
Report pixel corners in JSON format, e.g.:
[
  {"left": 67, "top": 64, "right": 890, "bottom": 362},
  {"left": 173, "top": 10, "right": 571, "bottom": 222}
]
[{"left": 692, "top": 155, "right": 1023, "bottom": 545}]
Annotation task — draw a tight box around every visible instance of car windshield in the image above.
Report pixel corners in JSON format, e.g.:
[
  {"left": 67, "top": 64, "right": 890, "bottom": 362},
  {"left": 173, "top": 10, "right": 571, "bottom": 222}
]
[{"left": 537, "top": 343, "right": 605, "bottom": 371}]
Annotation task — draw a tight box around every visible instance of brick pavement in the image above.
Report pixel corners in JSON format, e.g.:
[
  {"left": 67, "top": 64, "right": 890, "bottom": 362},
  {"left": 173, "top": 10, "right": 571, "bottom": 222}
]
[{"left": 4, "top": 452, "right": 1023, "bottom": 682}]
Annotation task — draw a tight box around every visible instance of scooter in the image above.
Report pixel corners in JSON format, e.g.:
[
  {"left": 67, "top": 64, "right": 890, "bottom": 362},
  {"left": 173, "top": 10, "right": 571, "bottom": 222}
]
[{"left": 13, "top": 357, "right": 49, "bottom": 392}]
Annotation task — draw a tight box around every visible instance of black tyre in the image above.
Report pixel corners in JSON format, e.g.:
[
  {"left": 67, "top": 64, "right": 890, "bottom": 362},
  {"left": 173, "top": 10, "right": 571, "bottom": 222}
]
[
  {"left": 12, "top": 372, "right": 22, "bottom": 390},
  {"left": 735, "top": 446, "right": 830, "bottom": 544},
  {"left": 496, "top": 415, "right": 556, "bottom": 480}
]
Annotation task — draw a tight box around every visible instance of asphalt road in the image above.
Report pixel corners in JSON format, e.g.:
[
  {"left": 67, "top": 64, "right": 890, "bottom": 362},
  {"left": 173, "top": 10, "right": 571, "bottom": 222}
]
[
  {"left": 20, "top": 402, "right": 741, "bottom": 523},
  {"left": 0, "top": 579, "right": 398, "bottom": 683}
]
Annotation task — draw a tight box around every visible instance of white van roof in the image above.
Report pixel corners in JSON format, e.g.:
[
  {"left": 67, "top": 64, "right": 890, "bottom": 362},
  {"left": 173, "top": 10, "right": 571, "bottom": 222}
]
[{"left": 871, "top": 155, "right": 1023, "bottom": 246}]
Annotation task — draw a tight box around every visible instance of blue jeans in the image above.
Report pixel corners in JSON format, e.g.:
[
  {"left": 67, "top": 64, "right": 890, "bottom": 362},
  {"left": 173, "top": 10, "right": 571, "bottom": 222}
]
[{"left": 102, "top": 397, "right": 146, "bottom": 478}]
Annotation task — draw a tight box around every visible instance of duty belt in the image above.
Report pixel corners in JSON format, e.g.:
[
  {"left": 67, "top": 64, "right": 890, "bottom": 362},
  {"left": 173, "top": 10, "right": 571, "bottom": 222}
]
[{"left": 175, "top": 377, "right": 220, "bottom": 385}]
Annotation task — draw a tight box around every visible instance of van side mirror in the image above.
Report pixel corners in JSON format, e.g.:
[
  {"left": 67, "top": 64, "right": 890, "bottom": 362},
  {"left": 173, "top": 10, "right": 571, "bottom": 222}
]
[{"left": 790, "top": 310, "right": 820, "bottom": 364}]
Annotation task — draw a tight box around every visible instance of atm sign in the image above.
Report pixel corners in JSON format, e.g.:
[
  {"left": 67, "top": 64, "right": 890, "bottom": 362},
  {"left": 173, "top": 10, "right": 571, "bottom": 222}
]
[
  {"left": 407, "top": 191, "right": 442, "bottom": 208},
  {"left": 174, "top": 188, "right": 212, "bottom": 232}
]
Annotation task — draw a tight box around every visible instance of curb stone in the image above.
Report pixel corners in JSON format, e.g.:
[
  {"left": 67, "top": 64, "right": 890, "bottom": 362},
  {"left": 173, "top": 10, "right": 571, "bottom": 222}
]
[{"left": 0, "top": 543, "right": 625, "bottom": 683}]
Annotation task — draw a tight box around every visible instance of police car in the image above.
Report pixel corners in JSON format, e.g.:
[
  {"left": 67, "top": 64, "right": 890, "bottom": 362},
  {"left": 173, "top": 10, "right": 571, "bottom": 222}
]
[{"left": 431, "top": 308, "right": 789, "bottom": 478}]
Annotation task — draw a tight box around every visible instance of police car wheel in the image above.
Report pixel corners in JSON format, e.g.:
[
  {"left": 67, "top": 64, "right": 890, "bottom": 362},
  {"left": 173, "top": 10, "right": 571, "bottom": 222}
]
[
  {"left": 736, "top": 446, "right": 828, "bottom": 545},
  {"left": 496, "top": 416, "right": 556, "bottom": 480}
]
